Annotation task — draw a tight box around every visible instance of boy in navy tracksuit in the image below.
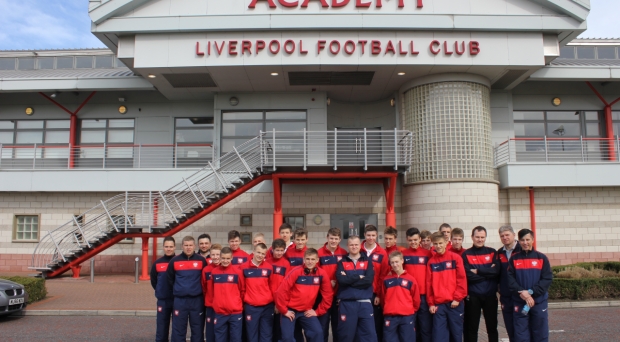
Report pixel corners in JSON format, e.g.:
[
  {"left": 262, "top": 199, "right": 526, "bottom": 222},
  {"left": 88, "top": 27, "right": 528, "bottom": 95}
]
[
  {"left": 361, "top": 225, "right": 390, "bottom": 342},
  {"left": 266, "top": 239, "right": 289, "bottom": 342},
  {"left": 285, "top": 228, "right": 308, "bottom": 267},
  {"left": 461, "top": 226, "right": 500, "bottom": 342},
  {"left": 212, "top": 247, "right": 246, "bottom": 342},
  {"left": 150, "top": 237, "right": 176, "bottom": 342},
  {"left": 317, "top": 228, "right": 348, "bottom": 342},
  {"left": 379, "top": 251, "right": 421, "bottom": 342},
  {"left": 335, "top": 236, "right": 376, "bottom": 342},
  {"left": 496, "top": 225, "right": 522, "bottom": 342},
  {"left": 167, "top": 236, "right": 208, "bottom": 342},
  {"left": 507, "top": 229, "right": 553, "bottom": 342},
  {"left": 240, "top": 243, "right": 277, "bottom": 342},
  {"left": 275, "top": 248, "right": 333, "bottom": 342},
  {"left": 426, "top": 232, "right": 467, "bottom": 342}
]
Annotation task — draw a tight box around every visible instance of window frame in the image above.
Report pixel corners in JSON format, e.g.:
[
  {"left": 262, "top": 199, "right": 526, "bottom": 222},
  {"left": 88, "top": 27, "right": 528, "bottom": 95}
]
[
  {"left": 513, "top": 111, "right": 602, "bottom": 138},
  {"left": 174, "top": 117, "right": 214, "bottom": 145},
  {"left": 13, "top": 214, "right": 41, "bottom": 243},
  {"left": 284, "top": 216, "right": 305, "bottom": 229},
  {"left": 79, "top": 119, "right": 135, "bottom": 146}
]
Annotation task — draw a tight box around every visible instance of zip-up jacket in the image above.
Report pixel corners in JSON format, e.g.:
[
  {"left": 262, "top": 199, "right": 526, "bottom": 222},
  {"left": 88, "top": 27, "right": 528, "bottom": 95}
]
[
  {"left": 318, "top": 243, "right": 348, "bottom": 294},
  {"left": 462, "top": 246, "right": 499, "bottom": 297},
  {"left": 380, "top": 270, "right": 421, "bottom": 316},
  {"left": 361, "top": 241, "right": 389, "bottom": 295},
  {"left": 239, "top": 259, "right": 276, "bottom": 306},
  {"left": 507, "top": 249, "right": 553, "bottom": 304},
  {"left": 275, "top": 265, "right": 333, "bottom": 316},
  {"left": 496, "top": 242, "right": 522, "bottom": 298},
  {"left": 448, "top": 246, "right": 467, "bottom": 257},
  {"left": 268, "top": 241, "right": 294, "bottom": 256},
  {"left": 335, "top": 254, "right": 374, "bottom": 301},
  {"left": 167, "top": 252, "right": 208, "bottom": 298},
  {"left": 402, "top": 247, "right": 433, "bottom": 295},
  {"left": 385, "top": 244, "right": 406, "bottom": 255},
  {"left": 266, "top": 255, "right": 289, "bottom": 293},
  {"left": 285, "top": 245, "right": 307, "bottom": 268},
  {"left": 211, "top": 263, "right": 246, "bottom": 315},
  {"left": 150, "top": 254, "right": 175, "bottom": 300},
  {"left": 426, "top": 250, "right": 467, "bottom": 306},
  {"left": 231, "top": 248, "right": 250, "bottom": 266},
  {"left": 201, "top": 262, "right": 218, "bottom": 307}
]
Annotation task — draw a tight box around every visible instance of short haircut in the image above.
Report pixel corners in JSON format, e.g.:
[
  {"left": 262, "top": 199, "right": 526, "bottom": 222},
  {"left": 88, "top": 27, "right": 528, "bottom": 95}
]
[
  {"left": 384, "top": 226, "right": 398, "bottom": 237},
  {"left": 254, "top": 233, "right": 265, "bottom": 239},
  {"left": 272, "top": 238, "right": 286, "bottom": 249},
  {"left": 420, "top": 230, "right": 432, "bottom": 239},
  {"left": 406, "top": 227, "right": 421, "bottom": 238},
  {"left": 365, "top": 225, "right": 378, "bottom": 233},
  {"left": 198, "top": 233, "right": 211, "bottom": 242},
  {"left": 304, "top": 248, "right": 319, "bottom": 258},
  {"left": 254, "top": 243, "right": 268, "bottom": 251},
  {"left": 499, "top": 225, "right": 515, "bottom": 234},
  {"left": 294, "top": 228, "right": 308, "bottom": 239},
  {"left": 327, "top": 227, "right": 342, "bottom": 238},
  {"left": 228, "top": 230, "right": 241, "bottom": 241},
  {"left": 279, "top": 223, "right": 293, "bottom": 233},
  {"left": 220, "top": 247, "right": 233, "bottom": 255},
  {"left": 439, "top": 223, "right": 452, "bottom": 232},
  {"left": 471, "top": 226, "right": 487, "bottom": 236},
  {"left": 451, "top": 228, "right": 464, "bottom": 238},
  {"left": 430, "top": 232, "right": 446, "bottom": 243},
  {"left": 211, "top": 243, "right": 223, "bottom": 251},
  {"left": 347, "top": 235, "right": 361, "bottom": 243},
  {"left": 388, "top": 251, "right": 403, "bottom": 261},
  {"left": 182, "top": 236, "right": 195, "bottom": 243},
  {"left": 163, "top": 236, "right": 175, "bottom": 245},
  {"left": 518, "top": 229, "right": 534, "bottom": 240}
]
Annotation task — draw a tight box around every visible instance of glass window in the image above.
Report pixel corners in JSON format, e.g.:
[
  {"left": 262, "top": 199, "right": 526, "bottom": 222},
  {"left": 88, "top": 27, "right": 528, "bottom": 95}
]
[
  {"left": 14, "top": 215, "right": 39, "bottom": 241},
  {"left": 176, "top": 129, "right": 213, "bottom": 143},
  {"left": 284, "top": 216, "right": 305, "bottom": 229},
  {"left": 266, "top": 121, "right": 306, "bottom": 131},
  {"left": 81, "top": 120, "right": 107, "bottom": 128},
  {"left": 17, "top": 120, "right": 44, "bottom": 129},
  {"left": 80, "top": 119, "right": 135, "bottom": 145},
  {"left": 115, "top": 58, "right": 127, "bottom": 68},
  {"left": 175, "top": 118, "right": 214, "bottom": 127},
  {"left": 0, "top": 121, "right": 15, "bottom": 129},
  {"left": 266, "top": 111, "right": 307, "bottom": 120},
  {"left": 584, "top": 111, "right": 599, "bottom": 121},
  {"left": 559, "top": 47, "right": 575, "bottom": 59},
  {"left": 38, "top": 57, "right": 54, "bottom": 69},
  {"left": 108, "top": 119, "right": 134, "bottom": 128},
  {"left": 17, "top": 58, "right": 35, "bottom": 70},
  {"left": 81, "top": 131, "right": 106, "bottom": 143},
  {"left": 75, "top": 56, "right": 93, "bottom": 68},
  {"left": 223, "top": 112, "right": 263, "bottom": 120},
  {"left": 577, "top": 47, "right": 595, "bottom": 59},
  {"left": 223, "top": 122, "right": 263, "bottom": 136},
  {"left": 0, "top": 58, "right": 15, "bottom": 70},
  {"left": 16, "top": 131, "right": 43, "bottom": 144},
  {"left": 547, "top": 123, "right": 580, "bottom": 137},
  {"left": 514, "top": 122, "right": 545, "bottom": 137},
  {"left": 95, "top": 56, "right": 113, "bottom": 68},
  {"left": 0, "top": 132, "right": 14, "bottom": 144},
  {"left": 513, "top": 111, "right": 544, "bottom": 120},
  {"left": 586, "top": 123, "right": 600, "bottom": 137},
  {"left": 108, "top": 130, "right": 134, "bottom": 143},
  {"left": 546, "top": 112, "right": 579, "bottom": 121},
  {"left": 56, "top": 57, "right": 74, "bottom": 69},
  {"left": 221, "top": 138, "right": 252, "bottom": 154},
  {"left": 597, "top": 47, "right": 616, "bottom": 59},
  {"left": 45, "top": 131, "right": 70, "bottom": 143},
  {"left": 46, "top": 120, "right": 70, "bottom": 129}
]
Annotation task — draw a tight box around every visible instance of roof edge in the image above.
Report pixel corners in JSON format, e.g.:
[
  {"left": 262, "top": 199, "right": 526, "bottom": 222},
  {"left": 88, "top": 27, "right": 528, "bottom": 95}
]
[{"left": 89, "top": 0, "right": 151, "bottom": 25}]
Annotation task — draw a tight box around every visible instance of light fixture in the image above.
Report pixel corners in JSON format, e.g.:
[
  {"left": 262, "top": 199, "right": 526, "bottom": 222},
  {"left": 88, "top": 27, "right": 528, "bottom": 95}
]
[
  {"left": 397, "top": 72, "right": 406, "bottom": 76},
  {"left": 118, "top": 105, "right": 128, "bottom": 114},
  {"left": 326, "top": 98, "right": 331, "bottom": 106},
  {"left": 552, "top": 97, "right": 561, "bottom": 106},
  {"left": 50, "top": 93, "right": 57, "bottom": 98},
  {"left": 270, "top": 72, "right": 279, "bottom": 76},
  {"left": 390, "top": 98, "right": 395, "bottom": 107},
  {"left": 148, "top": 74, "right": 156, "bottom": 79},
  {"left": 118, "top": 97, "right": 126, "bottom": 102},
  {"left": 25, "top": 107, "right": 34, "bottom": 115},
  {"left": 229, "top": 97, "right": 239, "bottom": 106}
]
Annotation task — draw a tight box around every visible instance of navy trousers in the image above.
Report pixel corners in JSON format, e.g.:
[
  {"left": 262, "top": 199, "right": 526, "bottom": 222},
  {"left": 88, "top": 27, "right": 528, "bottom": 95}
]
[
  {"left": 500, "top": 296, "right": 515, "bottom": 341},
  {"left": 273, "top": 312, "right": 282, "bottom": 342},
  {"left": 337, "top": 301, "right": 377, "bottom": 342},
  {"left": 156, "top": 298, "right": 174, "bottom": 342},
  {"left": 214, "top": 313, "right": 243, "bottom": 342},
  {"left": 281, "top": 311, "right": 323, "bottom": 342},
  {"left": 512, "top": 299, "right": 549, "bottom": 342},
  {"left": 383, "top": 314, "right": 415, "bottom": 342},
  {"left": 245, "top": 303, "right": 274, "bottom": 342},
  {"left": 431, "top": 302, "right": 464, "bottom": 342},
  {"left": 205, "top": 307, "right": 215, "bottom": 342},
  {"left": 415, "top": 295, "right": 432, "bottom": 342},
  {"left": 372, "top": 294, "right": 384, "bottom": 342},
  {"left": 318, "top": 298, "right": 338, "bottom": 342},
  {"left": 171, "top": 296, "right": 204, "bottom": 342}
]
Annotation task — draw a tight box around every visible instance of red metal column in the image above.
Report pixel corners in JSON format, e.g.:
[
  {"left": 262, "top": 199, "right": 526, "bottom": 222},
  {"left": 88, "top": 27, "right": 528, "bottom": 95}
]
[
  {"left": 529, "top": 187, "right": 537, "bottom": 250},
  {"left": 383, "top": 175, "right": 397, "bottom": 228},
  {"left": 139, "top": 237, "right": 150, "bottom": 281},
  {"left": 70, "top": 265, "right": 82, "bottom": 278},
  {"left": 152, "top": 198, "right": 159, "bottom": 264},
  {"left": 585, "top": 82, "right": 620, "bottom": 161},
  {"left": 273, "top": 175, "right": 283, "bottom": 239}
]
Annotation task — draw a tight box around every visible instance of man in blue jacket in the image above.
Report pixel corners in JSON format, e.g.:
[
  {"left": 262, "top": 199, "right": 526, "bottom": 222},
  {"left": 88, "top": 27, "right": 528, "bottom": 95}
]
[
  {"left": 167, "top": 236, "right": 208, "bottom": 342},
  {"left": 151, "top": 237, "right": 176, "bottom": 342},
  {"left": 335, "top": 235, "right": 376, "bottom": 342},
  {"left": 461, "top": 226, "right": 499, "bottom": 342},
  {"left": 496, "top": 225, "right": 522, "bottom": 341}
]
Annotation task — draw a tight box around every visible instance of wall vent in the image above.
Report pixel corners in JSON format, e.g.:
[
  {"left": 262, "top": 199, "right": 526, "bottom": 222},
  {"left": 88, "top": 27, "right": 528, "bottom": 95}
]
[
  {"left": 289, "top": 71, "right": 375, "bottom": 86},
  {"left": 162, "top": 73, "right": 217, "bottom": 88}
]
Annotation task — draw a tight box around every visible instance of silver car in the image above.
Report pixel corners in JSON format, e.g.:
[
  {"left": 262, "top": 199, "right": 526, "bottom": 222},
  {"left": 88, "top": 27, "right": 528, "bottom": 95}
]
[{"left": 0, "top": 279, "right": 28, "bottom": 316}]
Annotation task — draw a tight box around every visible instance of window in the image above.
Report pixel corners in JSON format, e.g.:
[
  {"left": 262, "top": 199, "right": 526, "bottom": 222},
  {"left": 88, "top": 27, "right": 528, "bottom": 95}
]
[
  {"left": 56, "top": 57, "right": 74, "bottom": 69},
  {"left": 17, "top": 58, "right": 35, "bottom": 70},
  {"left": 76, "top": 56, "right": 93, "bottom": 68},
  {"left": 0, "top": 120, "right": 70, "bottom": 159},
  {"left": 79, "top": 119, "right": 135, "bottom": 161},
  {"left": 285, "top": 216, "right": 305, "bottom": 229},
  {"left": 613, "top": 112, "right": 620, "bottom": 136},
  {"left": 38, "top": 58, "right": 54, "bottom": 69},
  {"left": 0, "top": 58, "right": 15, "bottom": 70},
  {"left": 221, "top": 111, "right": 306, "bottom": 154},
  {"left": 95, "top": 56, "right": 113, "bottom": 68},
  {"left": 576, "top": 47, "right": 595, "bottom": 59},
  {"left": 174, "top": 117, "right": 214, "bottom": 166},
  {"left": 597, "top": 47, "right": 616, "bottom": 59},
  {"left": 240, "top": 214, "right": 252, "bottom": 226},
  {"left": 13, "top": 215, "right": 39, "bottom": 242},
  {"left": 559, "top": 47, "right": 575, "bottom": 59}
]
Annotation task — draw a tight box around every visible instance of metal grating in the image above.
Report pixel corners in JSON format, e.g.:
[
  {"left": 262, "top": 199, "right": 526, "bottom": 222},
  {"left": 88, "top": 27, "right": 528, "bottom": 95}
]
[
  {"left": 491, "top": 70, "right": 528, "bottom": 89},
  {"left": 288, "top": 71, "right": 374, "bottom": 86},
  {"left": 163, "top": 73, "right": 217, "bottom": 88}
]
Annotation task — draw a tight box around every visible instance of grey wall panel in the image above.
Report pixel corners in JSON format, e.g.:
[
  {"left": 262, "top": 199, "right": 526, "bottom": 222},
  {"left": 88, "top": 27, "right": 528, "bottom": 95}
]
[
  {"left": 498, "top": 163, "right": 620, "bottom": 188},
  {"left": 327, "top": 99, "right": 396, "bottom": 130}
]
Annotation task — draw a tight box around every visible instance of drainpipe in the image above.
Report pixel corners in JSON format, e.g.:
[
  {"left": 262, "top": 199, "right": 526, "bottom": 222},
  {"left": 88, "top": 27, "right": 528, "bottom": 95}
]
[
  {"left": 529, "top": 187, "right": 537, "bottom": 250},
  {"left": 272, "top": 175, "right": 282, "bottom": 240},
  {"left": 139, "top": 237, "right": 150, "bottom": 281}
]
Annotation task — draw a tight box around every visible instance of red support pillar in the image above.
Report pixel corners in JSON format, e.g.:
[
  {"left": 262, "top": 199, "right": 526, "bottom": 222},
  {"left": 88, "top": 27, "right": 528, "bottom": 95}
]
[
  {"left": 139, "top": 237, "right": 150, "bottom": 281},
  {"left": 585, "top": 82, "right": 619, "bottom": 161},
  {"left": 384, "top": 175, "right": 397, "bottom": 228},
  {"left": 152, "top": 198, "right": 159, "bottom": 265},
  {"left": 529, "top": 187, "right": 537, "bottom": 250},
  {"left": 273, "top": 175, "right": 283, "bottom": 240},
  {"left": 70, "top": 265, "right": 82, "bottom": 278}
]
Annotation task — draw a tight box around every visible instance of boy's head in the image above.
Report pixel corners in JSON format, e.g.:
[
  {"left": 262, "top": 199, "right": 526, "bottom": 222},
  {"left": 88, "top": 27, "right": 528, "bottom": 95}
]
[
  {"left": 326, "top": 228, "right": 342, "bottom": 250},
  {"left": 364, "top": 225, "right": 378, "bottom": 246},
  {"left": 252, "top": 233, "right": 265, "bottom": 247},
  {"left": 272, "top": 239, "right": 287, "bottom": 259},
  {"left": 439, "top": 223, "right": 452, "bottom": 241},
  {"left": 253, "top": 243, "right": 268, "bottom": 263},
  {"left": 431, "top": 232, "right": 447, "bottom": 254},
  {"left": 163, "top": 237, "right": 176, "bottom": 257},
  {"left": 210, "top": 244, "right": 223, "bottom": 264},
  {"left": 303, "top": 248, "right": 319, "bottom": 270},
  {"left": 220, "top": 247, "right": 233, "bottom": 267},
  {"left": 384, "top": 226, "right": 398, "bottom": 248},
  {"left": 420, "top": 230, "right": 432, "bottom": 250},
  {"left": 293, "top": 228, "right": 308, "bottom": 250},
  {"left": 450, "top": 228, "right": 464, "bottom": 249},
  {"left": 279, "top": 223, "right": 293, "bottom": 243},
  {"left": 406, "top": 227, "right": 421, "bottom": 250},
  {"left": 198, "top": 233, "right": 211, "bottom": 254},
  {"left": 388, "top": 251, "right": 404, "bottom": 273},
  {"left": 182, "top": 236, "right": 195, "bottom": 255},
  {"left": 228, "top": 230, "right": 241, "bottom": 251}
]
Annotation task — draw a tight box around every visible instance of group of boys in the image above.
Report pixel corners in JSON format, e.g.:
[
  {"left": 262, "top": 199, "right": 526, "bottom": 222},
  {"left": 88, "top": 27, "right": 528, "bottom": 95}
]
[{"left": 150, "top": 222, "right": 525, "bottom": 342}]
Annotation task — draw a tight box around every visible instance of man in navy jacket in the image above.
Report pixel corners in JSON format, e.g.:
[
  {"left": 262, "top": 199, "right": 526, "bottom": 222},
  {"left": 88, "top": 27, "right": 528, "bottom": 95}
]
[
  {"left": 496, "top": 225, "right": 522, "bottom": 341},
  {"left": 151, "top": 237, "right": 176, "bottom": 342}
]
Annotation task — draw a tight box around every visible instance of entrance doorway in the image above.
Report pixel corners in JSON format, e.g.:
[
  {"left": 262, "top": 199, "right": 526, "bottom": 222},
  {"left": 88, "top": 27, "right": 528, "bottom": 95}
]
[
  {"left": 333, "top": 128, "right": 382, "bottom": 165},
  {"left": 330, "top": 214, "right": 378, "bottom": 249}
]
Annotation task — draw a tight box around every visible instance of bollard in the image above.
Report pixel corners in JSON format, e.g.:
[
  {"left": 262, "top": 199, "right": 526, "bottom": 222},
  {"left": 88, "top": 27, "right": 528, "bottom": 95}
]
[
  {"left": 90, "top": 259, "right": 95, "bottom": 283},
  {"left": 135, "top": 257, "right": 140, "bottom": 284}
]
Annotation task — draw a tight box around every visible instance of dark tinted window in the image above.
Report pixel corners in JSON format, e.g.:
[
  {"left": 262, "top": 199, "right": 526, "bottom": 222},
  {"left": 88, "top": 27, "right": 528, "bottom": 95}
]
[
  {"left": 577, "top": 47, "right": 595, "bottom": 59},
  {"left": 56, "top": 57, "right": 73, "bottom": 69},
  {"left": 76, "top": 57, "right": 92, "bottom": 68},
  {"left": 0, "top": 58, "right": 15, "bottom": 70},
  {"left": 38, "top": 58, "right": 54, "bottom": 69},
  {"left": 95, "top": 56, "right": 113, "bottom": 68},
  {"left": 559, "top": 47, "right": 575, "bottom": 59},
  {"left": 17, "top": 58, "right": 35, "bottom": 70},
  {"left": 597, "top": 47, "right": 616, "bottom": 59}
]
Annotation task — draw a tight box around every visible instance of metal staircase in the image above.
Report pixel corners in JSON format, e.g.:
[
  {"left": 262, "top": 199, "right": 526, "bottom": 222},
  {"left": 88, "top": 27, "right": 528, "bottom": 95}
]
[{"left": 30, "top": 129, "right": 413, "bottom": 277}]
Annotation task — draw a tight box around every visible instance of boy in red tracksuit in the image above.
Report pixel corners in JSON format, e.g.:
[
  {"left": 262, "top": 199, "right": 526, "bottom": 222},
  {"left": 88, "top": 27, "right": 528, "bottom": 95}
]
[
  {"left": 275, "top": 248, "right": 333, "bottom": 342},
  {"left": 229, "top": 230, "right": 250, "bottom": 266},
  {"left": 285, "top": 228, "right": 308, "bottom": 267},
  {"left": 269, "top": 223, "right": 295, "bottom": 256},
  {"left": 361, "top": 225, "right": 390, "bottom": 342},
  {"left": 266, "top": 239, "right": 289, "bottom": 342},
  {"left": 379, "top": 251, "right": 421, "bottom": 342},
  {"left": 202, "top": 244, "right": 222, "bottom": 342},
  {"left": 402, "top": 227, "right": 433, "bottom": 342},
  {"left": 384, "top": 226, "right": 406, "bottom": 255},
  {"left": 212, "top": 247, "right": 246, "bottom": 342},
  {"left": 317, "top": 227, "right": 348, "bottom": 342},
  {"left": 426, "top": 232, "right": 467, "bottom": 342},
  {"left": 240, "top": 243, "right": 277, "bottom": 342},
  {"left": 447, "top": 228, "right": 467, "bottom": 257}
]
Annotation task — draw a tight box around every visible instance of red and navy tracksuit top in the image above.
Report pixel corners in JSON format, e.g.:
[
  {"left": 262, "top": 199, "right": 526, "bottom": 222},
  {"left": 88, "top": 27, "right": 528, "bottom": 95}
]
[
  {"left": 402, "top": 247, "right": 433, "bottom": 296},
  {"left": 496, "top": 242, "right": 522, "bottom": 298},
  {"left": 201, "top": 261, "right": 217, "bottom": 307},
  {"left": 167, "top": 252, "right": 209, "bottom": 298},
  {"left": 335, "top": 254, "right": 375, "bottom": 301},
  {"left": 361, "top": 242, "right": 389, "bottom": 296},
  {"left": 239, "top": 259, "right": 277, "bottom": 306},
  {"left": 462, "top": 246, "right": 500, "bottom": 297},
  {"left": 426, "top": 250, "right": 468, "bottom": 306},
  {"left": 385, "top": 244, "right": 406, "bottom": 255},
  {"left": 150, "top": 254, "right": 175, "bottom": 300},
  {"left": 284, "top": 245, "right": 307, "bottom": 268},
  {"left": 318, "top": 244, "right": 348, "bottom": 293},
  {"left": 507, "top": 249, "right": 553, "bottom": 304},
  {"left": 265, "top": 255, "right": 289, "bottom": 294},
  {"left": 448, "top": 246, "right": 467, "bottom": 257},
  {"left": 274, "top": 266, "right": 333, "bottom": 316},
  {"left": 211, "top": 263, "right": 246, "bottom": 315},
  {"left": 232, "top": 248, "right": 250, "bottom": 266},
  {"left": 380, "top": 270, "right": 421, "bottom": 316}
]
